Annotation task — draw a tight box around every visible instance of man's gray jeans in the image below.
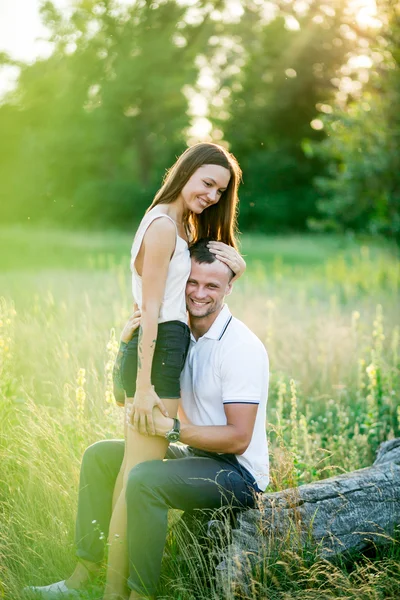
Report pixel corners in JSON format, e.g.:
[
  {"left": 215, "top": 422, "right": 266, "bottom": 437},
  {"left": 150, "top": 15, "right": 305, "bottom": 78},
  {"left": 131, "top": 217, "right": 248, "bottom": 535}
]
[{"left": 75, "top": 440, "right": 260, "bottom": 597}]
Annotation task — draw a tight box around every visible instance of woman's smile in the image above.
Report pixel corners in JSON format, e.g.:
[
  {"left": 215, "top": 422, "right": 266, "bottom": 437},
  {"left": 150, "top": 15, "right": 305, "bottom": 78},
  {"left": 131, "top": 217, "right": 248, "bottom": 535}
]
[{"left": 197, "top": 196, "right": 212, "bottom": 210}]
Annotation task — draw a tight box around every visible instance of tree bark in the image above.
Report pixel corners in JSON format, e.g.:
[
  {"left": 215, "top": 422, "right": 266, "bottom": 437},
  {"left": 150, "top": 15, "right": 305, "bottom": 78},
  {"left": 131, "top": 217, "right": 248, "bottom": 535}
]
[{"left": 217, "top": 439, "right": 400, "bottom": 581}]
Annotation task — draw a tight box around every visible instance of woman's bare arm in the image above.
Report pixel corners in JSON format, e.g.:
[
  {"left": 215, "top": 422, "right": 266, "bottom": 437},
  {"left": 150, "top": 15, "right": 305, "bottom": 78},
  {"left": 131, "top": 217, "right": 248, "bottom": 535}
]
[{"left": 130, "top": 217, "right": 177, "bottom": 435}]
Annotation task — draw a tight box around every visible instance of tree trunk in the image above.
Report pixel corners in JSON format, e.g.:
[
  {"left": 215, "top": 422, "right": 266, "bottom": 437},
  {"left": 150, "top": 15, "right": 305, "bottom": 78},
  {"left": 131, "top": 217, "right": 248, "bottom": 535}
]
[{"left": 217, "top": 438, "right": 400, "bottom": 583}]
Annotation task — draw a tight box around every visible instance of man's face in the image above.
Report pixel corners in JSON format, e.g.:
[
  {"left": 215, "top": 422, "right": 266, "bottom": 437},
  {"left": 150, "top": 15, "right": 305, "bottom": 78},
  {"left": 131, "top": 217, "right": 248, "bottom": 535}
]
[{"left": 186, "top": 259, "right": 232, "bottom": 319}]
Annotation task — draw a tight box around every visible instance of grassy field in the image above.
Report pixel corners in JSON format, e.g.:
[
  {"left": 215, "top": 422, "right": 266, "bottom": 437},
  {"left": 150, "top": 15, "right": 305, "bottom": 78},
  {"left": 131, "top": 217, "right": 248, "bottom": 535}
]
[{"left": 0, "top": 226, "right": 399, "bottom": 599}]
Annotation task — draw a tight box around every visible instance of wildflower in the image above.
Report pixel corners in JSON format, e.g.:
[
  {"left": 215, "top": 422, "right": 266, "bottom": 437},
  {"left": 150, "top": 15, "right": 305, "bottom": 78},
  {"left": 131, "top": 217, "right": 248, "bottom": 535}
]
[
  {"left": 276, "top": 378, "right": 287, "bottom": 423},
  {"left": 76, "top": 368, "right": 86, "bottom": 388},
  {"left": 366, "top": 363, "right": 376, "bottom": 379},
  {"left": 105, "top": 390, "right": 114, "bottom": 405},
  {"left": 366, "top": 363, "right": 378, "bottom": 394},
  {"left": 351, "top": 310, "right": 360, "bottom": 331},
  {"left": 105, "top": 329, "right": 119, "bottom": 406},
  {"left": 289, "top": 378, "right": 298, "bottom": 458},
  {"left": 75, "top": 368, "right": 86, "bottom": 419}
]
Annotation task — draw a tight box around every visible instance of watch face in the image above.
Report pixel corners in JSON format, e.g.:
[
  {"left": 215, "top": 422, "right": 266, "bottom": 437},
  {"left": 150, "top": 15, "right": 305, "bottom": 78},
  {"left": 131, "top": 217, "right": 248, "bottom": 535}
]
[{"left": 167, "top": 432, "right": 180, "bottom": 442}]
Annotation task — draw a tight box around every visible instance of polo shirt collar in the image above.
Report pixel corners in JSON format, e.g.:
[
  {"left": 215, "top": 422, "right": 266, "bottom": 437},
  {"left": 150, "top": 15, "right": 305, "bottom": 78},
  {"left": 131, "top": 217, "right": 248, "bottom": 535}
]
[{"left": 190, "top": 304, "right": 232, "bottom": 342}]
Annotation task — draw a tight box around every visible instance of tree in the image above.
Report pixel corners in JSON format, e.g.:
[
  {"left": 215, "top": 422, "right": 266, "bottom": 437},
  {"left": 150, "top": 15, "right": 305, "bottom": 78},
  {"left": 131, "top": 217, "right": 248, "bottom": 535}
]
[
  {"left": 218, "top": 438, "right": 400, "bottom": 596},
  {"left": 209, "top": 1, "right": 362, "bottom": 231},
  {"left": 0, "top": 0, "right": 216, "bottom": 226},
  {"left": 309, "top": 0, "right": 400, "bottom": 239}
]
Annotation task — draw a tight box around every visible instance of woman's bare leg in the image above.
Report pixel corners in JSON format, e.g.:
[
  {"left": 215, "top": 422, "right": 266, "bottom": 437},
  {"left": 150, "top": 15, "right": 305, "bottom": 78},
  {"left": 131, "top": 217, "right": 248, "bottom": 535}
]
[
  {"left": 64, "top": 559, "right": 101, "bottom": 589},
  {"left": 111, "top": 412, "right": 129, "bottom": 512},
  {"left": 103, "top": 398, "right": 178, "bottom": 600},
  {"left": 112, "top": 467, "right": 125, "bottom": 512}
]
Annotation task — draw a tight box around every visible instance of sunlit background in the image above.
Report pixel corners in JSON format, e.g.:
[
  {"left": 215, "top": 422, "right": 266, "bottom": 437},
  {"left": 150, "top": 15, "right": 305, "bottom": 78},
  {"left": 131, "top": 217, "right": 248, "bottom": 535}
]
[
  {"left": 0, "top": 0, "right": 398, "bottom": 234},
  {"left": 0, "top": 0, "right": 384, "bottom": 140},
  {"left": 1, "top": 2, "right": 399, "bottom": 599}
]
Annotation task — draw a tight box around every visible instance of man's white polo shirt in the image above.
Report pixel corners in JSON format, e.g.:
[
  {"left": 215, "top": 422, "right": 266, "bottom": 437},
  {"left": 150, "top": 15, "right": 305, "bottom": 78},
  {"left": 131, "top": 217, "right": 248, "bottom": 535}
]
[{"left": 180, "top": 304, "right": 269, "bottom": 491}]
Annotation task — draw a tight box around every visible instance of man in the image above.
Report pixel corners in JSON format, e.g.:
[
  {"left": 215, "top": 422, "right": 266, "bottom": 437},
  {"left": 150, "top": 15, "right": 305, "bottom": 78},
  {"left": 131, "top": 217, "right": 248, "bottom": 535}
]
[{"left": 27, "top": 239, "right": 269, "bottom": 599}]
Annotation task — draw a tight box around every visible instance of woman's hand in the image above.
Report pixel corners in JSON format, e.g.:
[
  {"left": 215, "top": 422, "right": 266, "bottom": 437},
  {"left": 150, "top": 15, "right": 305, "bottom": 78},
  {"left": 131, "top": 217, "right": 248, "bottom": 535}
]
[
  {"left": 126, "top": 403, "right": 173, "bottom": 438},
  {"left": 207, "top": 241, "right": 246, "bottom": 282},
  {"left": 120, "top": 309, "right": 142, "bottom": 344},
  {"left": 127, "top": 386, "right": 169, "bottom": 436}
]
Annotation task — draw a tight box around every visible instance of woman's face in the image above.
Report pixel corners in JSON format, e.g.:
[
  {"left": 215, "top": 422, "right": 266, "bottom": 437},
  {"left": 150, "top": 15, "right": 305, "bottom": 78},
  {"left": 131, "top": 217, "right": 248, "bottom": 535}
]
[{"left": 178, "top": 164, "right": 231, "bottom": 214}]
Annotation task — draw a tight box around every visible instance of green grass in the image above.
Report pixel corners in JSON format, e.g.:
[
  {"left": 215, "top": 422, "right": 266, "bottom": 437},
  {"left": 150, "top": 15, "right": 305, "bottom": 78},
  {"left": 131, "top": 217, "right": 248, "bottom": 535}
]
[
  {"left": 1, "top": 224, "right": 396, "bottom": 272},
  {"left": 0, "top": 226, "right": 399, "bottom": 599}
]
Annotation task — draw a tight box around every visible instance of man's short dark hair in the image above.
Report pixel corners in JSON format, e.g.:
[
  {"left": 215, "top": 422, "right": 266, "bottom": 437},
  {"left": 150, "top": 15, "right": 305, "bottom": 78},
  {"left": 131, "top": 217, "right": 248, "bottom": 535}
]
[
  {"left": 189, "top": 238, "right": 235, "bottom": 280},
  {"left": 189, "top": 238, "right": 215, "bottom": 263}
]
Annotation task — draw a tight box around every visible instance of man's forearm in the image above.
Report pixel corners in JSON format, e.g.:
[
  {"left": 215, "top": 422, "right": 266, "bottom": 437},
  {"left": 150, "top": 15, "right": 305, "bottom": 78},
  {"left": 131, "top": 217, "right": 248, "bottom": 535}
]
[
  {"left": 154, "top": 412, "right": 249, "bottom": 455},
  {"left": 179, "top": 422, "right": 247, "bottom": 455}
]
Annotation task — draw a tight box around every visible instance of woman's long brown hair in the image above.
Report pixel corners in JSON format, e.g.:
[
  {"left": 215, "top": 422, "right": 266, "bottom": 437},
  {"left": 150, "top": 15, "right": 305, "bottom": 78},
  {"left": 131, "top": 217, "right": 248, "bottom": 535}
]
[{"left": 147, "top": 143, "right": 242, "bottom": 249}]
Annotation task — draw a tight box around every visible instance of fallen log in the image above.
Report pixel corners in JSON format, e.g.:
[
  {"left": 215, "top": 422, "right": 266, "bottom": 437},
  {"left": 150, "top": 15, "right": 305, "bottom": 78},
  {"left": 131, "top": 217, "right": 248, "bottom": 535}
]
[{"left": 217, "top": 438, "right": 400, "bottom": 582}]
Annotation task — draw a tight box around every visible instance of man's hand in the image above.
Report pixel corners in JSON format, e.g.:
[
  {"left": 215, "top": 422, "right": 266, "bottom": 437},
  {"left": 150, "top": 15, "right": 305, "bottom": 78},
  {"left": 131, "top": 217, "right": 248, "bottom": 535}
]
[
  {"left": 207, "top": 242, "right": 246, "bottom": 281},
  {"left": 120, "top": 309, "right": 141, "bottom": 343},
  {"left": 126, "top": 402, "right": 173, "bottom": 437}
]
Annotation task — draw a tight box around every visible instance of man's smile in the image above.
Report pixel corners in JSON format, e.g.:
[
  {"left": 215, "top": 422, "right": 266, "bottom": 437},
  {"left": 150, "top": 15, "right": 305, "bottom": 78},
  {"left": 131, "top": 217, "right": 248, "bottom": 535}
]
[{"left": 189, "top": 298, "right": 210, "bottom": 307}]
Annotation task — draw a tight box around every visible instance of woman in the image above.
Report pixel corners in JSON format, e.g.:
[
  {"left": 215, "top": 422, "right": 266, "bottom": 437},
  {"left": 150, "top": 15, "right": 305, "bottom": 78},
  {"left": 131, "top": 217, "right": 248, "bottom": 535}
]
[{"left": 105, "top": 142, "right": 245, "bottom": 600}]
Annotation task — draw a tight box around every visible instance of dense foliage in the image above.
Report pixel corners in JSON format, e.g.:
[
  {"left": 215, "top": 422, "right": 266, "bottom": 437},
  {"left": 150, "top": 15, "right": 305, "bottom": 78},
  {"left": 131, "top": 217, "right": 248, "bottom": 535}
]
[
  {"left": 310, "top": 0, "right": 400, "bottom": 239},
  {"left": 0, "top": 0, "right": 398, "bottom": 236}
]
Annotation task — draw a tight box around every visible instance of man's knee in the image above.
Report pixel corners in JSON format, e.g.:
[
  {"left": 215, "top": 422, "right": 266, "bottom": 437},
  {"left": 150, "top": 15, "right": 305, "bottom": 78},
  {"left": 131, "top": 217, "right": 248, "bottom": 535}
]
[
  {"left": 82, "top": 439, "right": 124, "bottom": 475},
  {"left": 126, "top": 460, "right": 164, "bottom": 499}
]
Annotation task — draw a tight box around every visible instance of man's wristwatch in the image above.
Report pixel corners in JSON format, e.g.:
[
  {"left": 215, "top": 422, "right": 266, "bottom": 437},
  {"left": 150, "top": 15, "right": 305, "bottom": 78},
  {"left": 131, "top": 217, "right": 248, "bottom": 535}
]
[{"left": 165, "top": 418, "right": 180, "bottom": 442}]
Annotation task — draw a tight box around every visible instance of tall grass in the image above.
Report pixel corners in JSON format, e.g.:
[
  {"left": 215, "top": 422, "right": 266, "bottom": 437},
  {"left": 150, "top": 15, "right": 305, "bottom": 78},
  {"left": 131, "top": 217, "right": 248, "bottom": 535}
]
[{"left": 0, "top": 228, "right": 399, "bottom": 599}]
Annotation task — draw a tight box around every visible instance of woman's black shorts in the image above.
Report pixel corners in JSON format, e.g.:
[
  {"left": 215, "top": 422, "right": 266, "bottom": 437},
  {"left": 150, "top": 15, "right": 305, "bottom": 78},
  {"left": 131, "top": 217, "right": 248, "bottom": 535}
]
[{"left": 113, "top": 320, "right": 190, "bottom": 405}]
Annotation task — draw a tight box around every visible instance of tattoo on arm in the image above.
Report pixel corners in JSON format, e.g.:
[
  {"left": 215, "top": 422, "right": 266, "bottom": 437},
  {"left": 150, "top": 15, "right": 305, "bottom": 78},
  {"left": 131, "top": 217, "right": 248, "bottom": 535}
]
[{"left": 137, "top": 327, "right": 157, "bottom": 373}]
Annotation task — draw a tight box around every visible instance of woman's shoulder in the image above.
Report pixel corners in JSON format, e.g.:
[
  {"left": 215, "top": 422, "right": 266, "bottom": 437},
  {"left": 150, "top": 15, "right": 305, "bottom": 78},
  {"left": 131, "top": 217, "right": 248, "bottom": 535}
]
[
  {"left": 135, "top": 207, "right": 175, "bottom": 233},
  {"left": 130, "top": 213, "right": 177, "bottom": 268},
  {"left": 144, "top": 215, "right": 176, "bottom": 239},
  {"left": 132, "top": 210, "right": 176, "bottom": 249}
]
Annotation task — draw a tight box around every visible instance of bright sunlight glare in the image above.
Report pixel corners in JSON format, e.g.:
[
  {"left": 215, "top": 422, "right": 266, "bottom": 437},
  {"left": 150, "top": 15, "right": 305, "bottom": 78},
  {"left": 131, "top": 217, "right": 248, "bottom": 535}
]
[
  {"left": 350, "top": 0, "right": 381, "bottom": 28},
  {"left": 0, "top": 0, "right": 383, "bottom": 138}
]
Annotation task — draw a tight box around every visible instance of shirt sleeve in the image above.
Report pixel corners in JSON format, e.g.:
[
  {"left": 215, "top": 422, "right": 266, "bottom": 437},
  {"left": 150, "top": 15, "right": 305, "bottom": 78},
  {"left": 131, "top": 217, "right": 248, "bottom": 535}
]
[{"left": 220, "top": 341, "right": 269, "bottom": 404}]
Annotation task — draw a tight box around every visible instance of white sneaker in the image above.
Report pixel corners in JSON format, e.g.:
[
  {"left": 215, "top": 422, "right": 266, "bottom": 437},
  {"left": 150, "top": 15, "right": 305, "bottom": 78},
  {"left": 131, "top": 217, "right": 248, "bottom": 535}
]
[{"left": 23, "top": 580, "right": 79, "bottom": 598}]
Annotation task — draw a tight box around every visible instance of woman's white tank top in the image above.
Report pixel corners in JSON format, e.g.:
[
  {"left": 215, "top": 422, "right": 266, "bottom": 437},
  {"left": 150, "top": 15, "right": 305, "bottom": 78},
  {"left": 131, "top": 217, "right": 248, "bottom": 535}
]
[{"left": 130, "top": 207, "right": 191, "bottom": 324}]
